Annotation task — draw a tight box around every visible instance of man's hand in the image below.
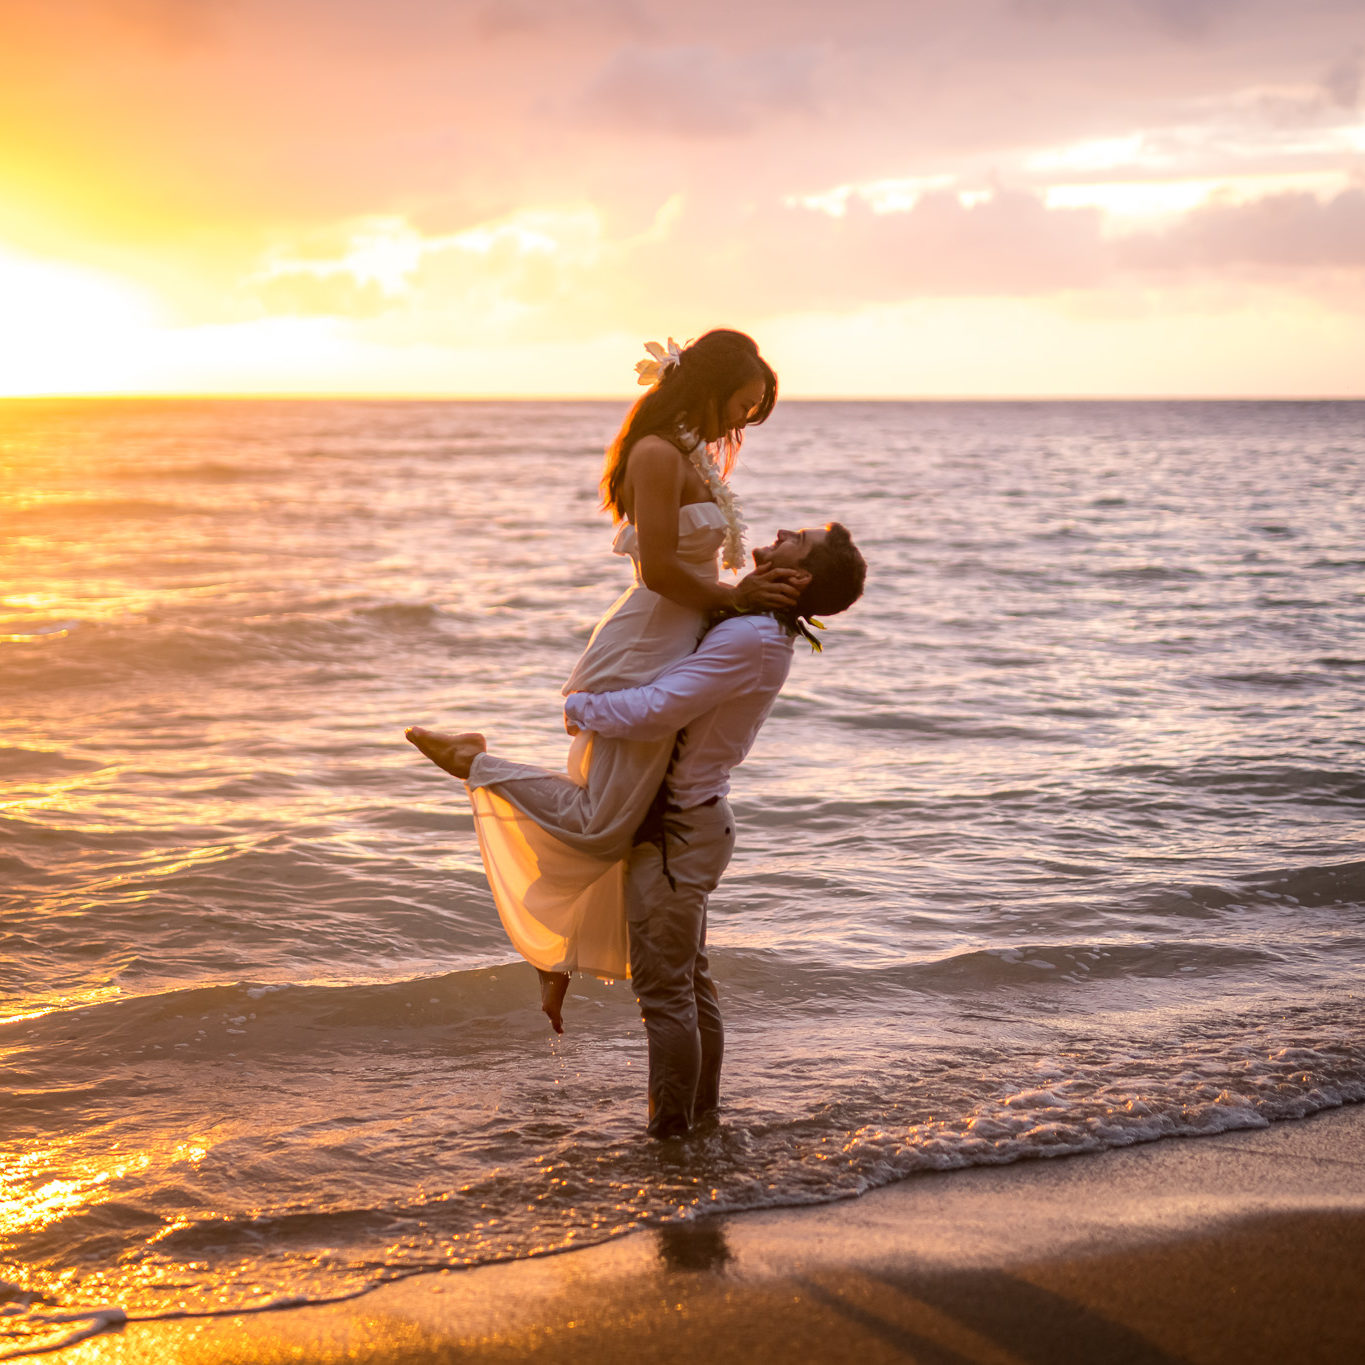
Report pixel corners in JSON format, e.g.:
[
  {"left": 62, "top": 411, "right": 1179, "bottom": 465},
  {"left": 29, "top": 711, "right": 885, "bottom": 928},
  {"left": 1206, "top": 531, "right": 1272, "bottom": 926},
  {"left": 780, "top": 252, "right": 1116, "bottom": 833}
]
[
  {"left": 733, "top": 562, "right": 802, "bottom": 611},
  {"left": 564, "top": 711, "right": 581, "bottom": 737}
]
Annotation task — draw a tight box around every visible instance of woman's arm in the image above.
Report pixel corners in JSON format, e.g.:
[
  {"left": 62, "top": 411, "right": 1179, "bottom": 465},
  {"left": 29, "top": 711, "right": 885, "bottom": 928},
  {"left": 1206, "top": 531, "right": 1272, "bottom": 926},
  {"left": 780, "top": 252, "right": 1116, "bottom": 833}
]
[{"left": 627, "top": 438, "right": 800, "bottom": 613}]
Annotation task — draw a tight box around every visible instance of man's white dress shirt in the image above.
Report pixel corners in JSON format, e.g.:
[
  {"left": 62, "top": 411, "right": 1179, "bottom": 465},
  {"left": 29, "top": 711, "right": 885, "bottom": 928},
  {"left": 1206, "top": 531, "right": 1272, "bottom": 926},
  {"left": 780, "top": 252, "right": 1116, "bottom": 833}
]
[{"left": 563, "top": 614, "right": 795, "bottom": 810}]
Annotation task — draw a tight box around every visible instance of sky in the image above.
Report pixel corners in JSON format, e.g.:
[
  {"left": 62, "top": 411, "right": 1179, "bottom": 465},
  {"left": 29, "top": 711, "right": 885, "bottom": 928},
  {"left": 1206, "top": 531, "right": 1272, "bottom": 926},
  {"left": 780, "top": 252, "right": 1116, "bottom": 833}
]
[{"left": 1, "top": 0, "right": 1362, "bottom": 397}]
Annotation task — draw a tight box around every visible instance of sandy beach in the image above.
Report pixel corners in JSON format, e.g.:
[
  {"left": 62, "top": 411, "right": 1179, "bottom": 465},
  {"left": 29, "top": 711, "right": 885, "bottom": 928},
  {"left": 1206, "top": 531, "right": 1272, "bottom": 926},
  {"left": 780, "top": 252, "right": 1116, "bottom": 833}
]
[{"left": 43, "top": 1103, "right": 1364, "bottom": 1365}]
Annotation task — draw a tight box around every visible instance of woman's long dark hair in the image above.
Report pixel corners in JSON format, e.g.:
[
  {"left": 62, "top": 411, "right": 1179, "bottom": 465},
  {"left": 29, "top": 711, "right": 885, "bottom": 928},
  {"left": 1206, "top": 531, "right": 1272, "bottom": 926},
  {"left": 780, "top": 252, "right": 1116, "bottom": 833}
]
[{"left": 601, "top": 329, "right": 777, "bottom": 521}]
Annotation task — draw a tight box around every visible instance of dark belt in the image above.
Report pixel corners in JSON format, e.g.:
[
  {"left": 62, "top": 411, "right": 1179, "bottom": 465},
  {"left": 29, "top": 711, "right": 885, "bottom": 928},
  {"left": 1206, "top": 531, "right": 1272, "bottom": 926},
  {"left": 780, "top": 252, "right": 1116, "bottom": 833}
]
[
  {"left": 633, "top": 790, "right": 719, "bottom": 846},
  {"left": 632, "top": 729, "right": 721, "bottom": 884}
]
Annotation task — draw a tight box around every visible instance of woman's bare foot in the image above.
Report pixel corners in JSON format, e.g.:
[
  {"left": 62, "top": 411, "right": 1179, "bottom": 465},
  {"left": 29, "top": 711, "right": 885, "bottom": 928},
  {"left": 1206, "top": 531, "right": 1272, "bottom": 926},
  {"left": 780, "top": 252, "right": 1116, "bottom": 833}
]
[
  {"left": 537, "top": 969, "right": 570, "bottom": 1035},
  {"left": 405, "top": 727, "right": 487, "bottom": 779}
]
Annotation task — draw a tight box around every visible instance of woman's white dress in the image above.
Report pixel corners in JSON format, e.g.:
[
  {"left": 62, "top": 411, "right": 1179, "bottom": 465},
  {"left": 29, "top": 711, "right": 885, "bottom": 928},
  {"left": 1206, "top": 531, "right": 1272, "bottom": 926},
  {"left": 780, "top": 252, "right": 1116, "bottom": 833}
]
[{"left": 465, "top": 501, "right": 728, "bottom": 979}]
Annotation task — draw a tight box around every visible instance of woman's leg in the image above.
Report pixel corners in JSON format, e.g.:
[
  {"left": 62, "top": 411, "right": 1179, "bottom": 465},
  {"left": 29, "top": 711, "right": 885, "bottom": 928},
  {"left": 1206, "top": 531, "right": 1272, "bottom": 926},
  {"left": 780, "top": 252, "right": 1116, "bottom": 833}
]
[
  {"left": 405, "top": 727, "right": 485, "bottom": 777},
  {"left": 537, "top": 968, "right": 571, "bottom": 1034}
]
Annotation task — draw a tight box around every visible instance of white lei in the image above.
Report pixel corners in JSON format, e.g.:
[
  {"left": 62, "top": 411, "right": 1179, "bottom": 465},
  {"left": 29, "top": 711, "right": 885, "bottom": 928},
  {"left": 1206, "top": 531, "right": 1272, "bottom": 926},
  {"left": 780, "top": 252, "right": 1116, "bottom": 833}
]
[{"left": 684, "top": 434, "right": 746, "bottom": 572}]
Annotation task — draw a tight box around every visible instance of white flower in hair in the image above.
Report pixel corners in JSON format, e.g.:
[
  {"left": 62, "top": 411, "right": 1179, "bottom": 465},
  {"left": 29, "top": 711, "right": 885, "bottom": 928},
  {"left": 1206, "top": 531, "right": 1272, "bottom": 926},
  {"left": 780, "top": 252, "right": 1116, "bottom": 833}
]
[{"left": 634, "top": 337, "right": 684, "bottom": 387}]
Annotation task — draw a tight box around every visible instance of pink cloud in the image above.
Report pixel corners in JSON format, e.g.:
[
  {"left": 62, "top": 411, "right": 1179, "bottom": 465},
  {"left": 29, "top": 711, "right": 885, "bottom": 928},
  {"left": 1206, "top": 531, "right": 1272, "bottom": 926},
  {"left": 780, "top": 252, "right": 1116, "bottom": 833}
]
[
  {"left": 6, "top": 0, "right": 1364, "bottom": 232},
  {"left": 5, "top": 0, "right": 1365, "bottom": 342},
  {"left": 1123, "top": 188, "right": 1365, "bottom": 269},
  {"left": 579, "top": 42, "right": 823, "bottom": 137}
]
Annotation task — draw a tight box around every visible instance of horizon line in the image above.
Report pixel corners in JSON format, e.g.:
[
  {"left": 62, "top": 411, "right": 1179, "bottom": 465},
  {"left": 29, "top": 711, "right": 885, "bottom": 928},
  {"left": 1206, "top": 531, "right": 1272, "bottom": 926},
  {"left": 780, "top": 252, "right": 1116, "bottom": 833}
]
[{"left": 3, "top": 391, "right": 1363, "bottom": 404}]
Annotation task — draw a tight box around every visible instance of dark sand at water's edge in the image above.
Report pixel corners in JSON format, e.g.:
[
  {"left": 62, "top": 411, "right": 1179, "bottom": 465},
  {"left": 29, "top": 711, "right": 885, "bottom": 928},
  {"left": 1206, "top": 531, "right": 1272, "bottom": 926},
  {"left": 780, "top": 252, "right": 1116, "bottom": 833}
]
[{"left": 48, "top": 1104, "right": 1365, "bottom": 1365}]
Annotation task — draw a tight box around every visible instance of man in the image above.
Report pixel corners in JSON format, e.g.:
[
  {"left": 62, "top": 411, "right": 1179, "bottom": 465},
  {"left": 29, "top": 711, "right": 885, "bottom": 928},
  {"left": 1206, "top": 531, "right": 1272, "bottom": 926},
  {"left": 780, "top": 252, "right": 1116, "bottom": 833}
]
[{"left": 409, "top": 523, "right": 867, "bottom": 1138}]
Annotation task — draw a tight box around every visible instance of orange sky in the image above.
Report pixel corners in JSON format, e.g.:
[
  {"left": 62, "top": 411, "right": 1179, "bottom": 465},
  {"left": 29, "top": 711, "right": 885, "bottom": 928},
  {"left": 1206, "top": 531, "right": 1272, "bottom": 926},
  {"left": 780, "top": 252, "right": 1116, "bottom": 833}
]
[{"left": 1, "top": 0, "right": 1363, "bottom": 397}]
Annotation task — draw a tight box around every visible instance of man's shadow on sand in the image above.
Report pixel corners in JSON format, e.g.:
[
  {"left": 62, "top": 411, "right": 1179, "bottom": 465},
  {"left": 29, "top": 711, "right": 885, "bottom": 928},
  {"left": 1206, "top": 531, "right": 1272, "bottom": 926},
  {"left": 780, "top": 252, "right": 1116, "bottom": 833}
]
[
  {"left": 656, "top": 1217, "right": 1172, "bottom": 1363},
  {"left": 798, "top": 1264, "right": 1174, "bottom": 1365},
  {"left": 655, "top": 1221, "right": 734, "bottom": 1274}
]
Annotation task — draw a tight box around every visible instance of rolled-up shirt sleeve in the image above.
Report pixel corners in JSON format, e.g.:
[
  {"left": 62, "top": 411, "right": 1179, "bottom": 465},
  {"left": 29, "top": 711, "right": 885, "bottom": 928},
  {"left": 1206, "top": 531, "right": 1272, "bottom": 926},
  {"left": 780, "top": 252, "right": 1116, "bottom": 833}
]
[{"left": 564, "top": 623, "right": 763, "bottom": 741}]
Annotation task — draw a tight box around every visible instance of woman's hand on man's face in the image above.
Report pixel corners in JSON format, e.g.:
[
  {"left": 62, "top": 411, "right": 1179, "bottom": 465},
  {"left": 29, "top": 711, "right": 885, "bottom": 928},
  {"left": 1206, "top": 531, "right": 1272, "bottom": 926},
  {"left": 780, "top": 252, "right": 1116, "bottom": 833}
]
[{"left": 734, "top": 563, "right": 802, "bottom": 611}]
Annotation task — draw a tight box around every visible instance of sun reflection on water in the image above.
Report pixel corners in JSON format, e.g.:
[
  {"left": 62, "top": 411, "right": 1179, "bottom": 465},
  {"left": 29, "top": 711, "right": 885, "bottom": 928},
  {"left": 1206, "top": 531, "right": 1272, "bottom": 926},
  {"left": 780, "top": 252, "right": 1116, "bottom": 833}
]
[
  {"left": 0, "top": 986, "right": 124, "bottom": 1025},
  {"left": 0, "top": 1145, "right": 154, "bottom": 1240}
]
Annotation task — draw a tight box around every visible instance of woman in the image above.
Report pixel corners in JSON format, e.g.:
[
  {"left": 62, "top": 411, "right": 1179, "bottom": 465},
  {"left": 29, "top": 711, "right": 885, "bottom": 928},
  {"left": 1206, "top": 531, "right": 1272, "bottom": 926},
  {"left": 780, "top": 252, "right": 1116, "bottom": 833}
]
[{"left": 411, "top": 330, "right": 797, "bottom": 1029}]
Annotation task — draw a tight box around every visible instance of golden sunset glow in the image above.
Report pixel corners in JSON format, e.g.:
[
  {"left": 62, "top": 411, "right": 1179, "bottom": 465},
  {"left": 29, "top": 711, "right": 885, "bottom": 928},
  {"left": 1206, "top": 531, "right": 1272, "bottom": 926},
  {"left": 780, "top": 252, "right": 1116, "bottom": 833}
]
[
  {"left": 0, "top": 245, "right": 160, "bottom": 396},
  {"left": 0, "top": 1146, "right": 154, "bottom": 1243},
  {"left": 0, "top": 3, "right": 1362, "bottom": 396}
]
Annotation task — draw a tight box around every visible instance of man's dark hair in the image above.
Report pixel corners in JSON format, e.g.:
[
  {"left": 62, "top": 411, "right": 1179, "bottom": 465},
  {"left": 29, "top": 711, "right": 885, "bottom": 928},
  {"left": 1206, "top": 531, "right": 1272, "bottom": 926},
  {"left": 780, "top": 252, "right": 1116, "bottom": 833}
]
[{"left": 794, "top": 521, "right": 866, "bottom": 621}]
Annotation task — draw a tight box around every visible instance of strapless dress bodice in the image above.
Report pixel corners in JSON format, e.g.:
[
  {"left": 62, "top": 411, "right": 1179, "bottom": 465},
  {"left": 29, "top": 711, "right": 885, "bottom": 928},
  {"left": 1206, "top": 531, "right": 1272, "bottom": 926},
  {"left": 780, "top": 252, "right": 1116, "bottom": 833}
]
[
  {"left": 561, "top": 502, "right": 725, "bottom": 696},
  {"left": 612, "top": 501, "right": 727, "bottom": 568}
]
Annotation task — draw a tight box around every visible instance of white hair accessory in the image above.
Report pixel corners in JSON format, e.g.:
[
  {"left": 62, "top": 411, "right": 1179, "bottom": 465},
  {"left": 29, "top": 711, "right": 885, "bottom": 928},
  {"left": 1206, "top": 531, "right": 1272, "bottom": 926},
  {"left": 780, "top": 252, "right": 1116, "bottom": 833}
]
[{"left": 634, "top": 337, "right": 684, "bottom": 387}]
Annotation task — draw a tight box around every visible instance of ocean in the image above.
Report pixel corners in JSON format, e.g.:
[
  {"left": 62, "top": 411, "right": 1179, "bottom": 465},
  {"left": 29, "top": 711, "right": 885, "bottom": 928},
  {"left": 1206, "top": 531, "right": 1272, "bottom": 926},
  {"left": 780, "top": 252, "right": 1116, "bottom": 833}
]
[{"left": 2, "top": 397, "right": 1363, "bottom": 1350}]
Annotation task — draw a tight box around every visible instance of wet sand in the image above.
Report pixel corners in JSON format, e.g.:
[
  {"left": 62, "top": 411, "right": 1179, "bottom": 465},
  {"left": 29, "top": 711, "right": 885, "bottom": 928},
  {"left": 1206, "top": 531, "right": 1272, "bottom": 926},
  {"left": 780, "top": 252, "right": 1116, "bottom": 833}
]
[{"left": 54, "top": 1104, "right": 1365, "bottom": 1364}]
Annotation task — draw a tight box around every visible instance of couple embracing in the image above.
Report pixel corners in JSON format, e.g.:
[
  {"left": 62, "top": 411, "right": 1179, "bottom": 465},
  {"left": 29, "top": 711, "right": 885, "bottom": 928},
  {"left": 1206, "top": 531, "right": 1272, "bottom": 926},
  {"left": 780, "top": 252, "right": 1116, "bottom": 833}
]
[{"left": 408, "top": 330, "right": 866, "bottom": 1139}]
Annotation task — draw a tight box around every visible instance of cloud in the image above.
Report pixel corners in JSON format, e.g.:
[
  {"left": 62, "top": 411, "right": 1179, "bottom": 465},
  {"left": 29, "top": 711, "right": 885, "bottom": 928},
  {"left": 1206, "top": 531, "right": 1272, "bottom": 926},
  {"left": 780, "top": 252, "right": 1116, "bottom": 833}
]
[
  {"left": 727, "top": 190, "right": 1113, "bottom": 307},
  {"left": 578, "top": 42, "right": 822, "bottom": 137},
  {"left": 343, "top": 189, "right": 1117, "bottom": 339},
  {"left": 15, "top": 0, "right": 236, "bottom": 49},
  {"left": 5, "top": 0, "right": 1365, "bottom": 392},
  {"left": 8, "top": 0, "right": 1364, "bottom": 237},
  {"left": 1115, "top": 0, "right": 1237, "bottom": 41},
  {"left": 249, "top": 271, "right": 396, "bottom": 320},
  {"left": 1322, "top": 51, "right": 1362, "bottom": 110},
  {"left": 610, "top": 184, "right": 1365, "bottom": 323},
  {"left": 237, "top": 178, "right": 1365, "bottom": 347},
  {"left": 1123, "top": 187, "right": 1365, "bottom": 270}
]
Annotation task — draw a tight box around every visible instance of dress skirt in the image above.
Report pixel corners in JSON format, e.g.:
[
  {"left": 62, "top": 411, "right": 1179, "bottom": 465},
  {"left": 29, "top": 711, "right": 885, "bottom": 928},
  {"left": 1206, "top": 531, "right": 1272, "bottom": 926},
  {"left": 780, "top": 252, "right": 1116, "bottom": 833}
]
[{"left": 464, "top": 504, "right": 726, "bottom": 979}]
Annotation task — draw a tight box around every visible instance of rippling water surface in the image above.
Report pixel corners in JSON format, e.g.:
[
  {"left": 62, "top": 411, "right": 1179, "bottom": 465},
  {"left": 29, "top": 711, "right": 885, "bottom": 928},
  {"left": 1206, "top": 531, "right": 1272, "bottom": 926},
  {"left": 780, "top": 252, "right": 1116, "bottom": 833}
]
[{"left": 2, "top": 398, "right": 1363, "bottom": 1349}]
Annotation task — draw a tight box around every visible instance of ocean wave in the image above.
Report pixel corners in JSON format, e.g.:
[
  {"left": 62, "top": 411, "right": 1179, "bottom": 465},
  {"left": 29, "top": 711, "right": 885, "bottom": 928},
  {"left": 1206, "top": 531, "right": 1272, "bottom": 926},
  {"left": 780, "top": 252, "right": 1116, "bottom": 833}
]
[
  {"left": 841, "top": 1035, "right": 1365, "bottom": 1182},
  {"left": 714, "top": 936, "right": 1294, "bottom": 1003},
  {"left": 9, "top": 495, "right": 186, "bottom": 519},
  {"left": 104, "top": 459, "right": 263, "bottom": 484},
  {"left": 0, "top": 745, "right": 100, "bottom": 778},
  {"left": 1, "top": 968, "right": 548, "bottom": 1061},
  {"left": 1155, "top": 763, "right": 1365, "bottom": 802},
  {"left": 1112, "top": 859, "right": 1363, "bottom": 920},
  {"left": 9, "top": 845, "right": 1361, "bottom": 1036},
  {"left": 353, "top": 602, "right": 445, "bottom": 627},
  {"left": 0, "top": 606, "right": 516, "bottom": 689},
  {"left": 1238, "top": 859, "right": 1365, "bottom": 906},
  {"left": 1102, "top": 757, "right": 1365, "bottom": 803},
  {"left": 899, "top": 938, "right": 1285, "bottom": 987},
  {"left": 1210, "top": 669, "right": 1327, "bottom": 689},
  {"left": 0, "top": 618, "right": 84, "bottom": 643},
  {"left": 1, "top": 907, "right": 1327, "bottom": 1072},
  {"left": 3, "top": 1008, "right": 1361, "bottom": 1352},
  {"left": 828, "top": 708, "right": 1052, "bottom": 739},
  {"left": 1096, "top": 565, "right": 1205, "bottom": 581}
]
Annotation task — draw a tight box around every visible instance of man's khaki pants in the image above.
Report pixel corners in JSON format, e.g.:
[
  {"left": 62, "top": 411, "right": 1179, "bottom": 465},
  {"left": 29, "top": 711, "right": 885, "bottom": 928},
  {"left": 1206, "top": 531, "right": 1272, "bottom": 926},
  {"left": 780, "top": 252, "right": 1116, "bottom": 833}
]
[{"left": 626, "top": 798, "right": 735, "bottom": 1138}]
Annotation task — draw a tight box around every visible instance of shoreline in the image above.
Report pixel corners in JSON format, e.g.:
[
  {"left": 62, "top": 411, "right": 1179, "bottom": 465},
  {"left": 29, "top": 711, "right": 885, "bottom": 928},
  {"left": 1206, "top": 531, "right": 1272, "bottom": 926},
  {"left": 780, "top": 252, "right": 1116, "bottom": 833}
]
[{"left": 50, "top": 1102, "right": 1365, "bottom": 1364}]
